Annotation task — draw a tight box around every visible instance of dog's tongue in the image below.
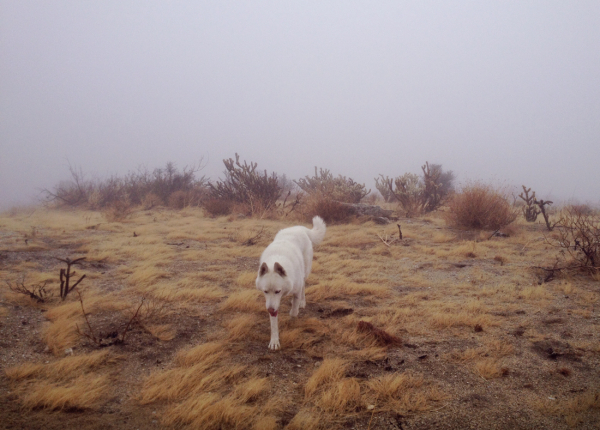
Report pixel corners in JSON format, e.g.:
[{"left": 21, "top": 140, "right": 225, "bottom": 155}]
[{"left": 268, "top": 309, "right": 278, "bottom": 317}]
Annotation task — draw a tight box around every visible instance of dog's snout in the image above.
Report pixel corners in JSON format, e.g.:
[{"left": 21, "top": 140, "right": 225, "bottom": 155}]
[{"left": 268, "top": 307, "right": 278, "bottom": 317}]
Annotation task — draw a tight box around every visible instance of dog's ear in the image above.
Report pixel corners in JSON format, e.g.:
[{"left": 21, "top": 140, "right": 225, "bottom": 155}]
[
  {"left": 259, "top": 262, "right": 268, "bottom": 277},
  {"left": 274, "top": 262, "right": 286, "bottom": 277}
]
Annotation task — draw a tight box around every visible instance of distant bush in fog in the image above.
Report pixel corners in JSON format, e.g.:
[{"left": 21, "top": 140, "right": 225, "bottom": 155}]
[{"left": 42, "top": 161, "right": 207, "bottom": 210}]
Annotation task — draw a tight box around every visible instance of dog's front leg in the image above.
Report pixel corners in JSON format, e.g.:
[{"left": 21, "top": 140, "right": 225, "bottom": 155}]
[
  {"left": 269, "top": 315, "right": 280, "bottom": 350},
  {"left": 290, "top": 295, "right": 300, "bottom": 317}
]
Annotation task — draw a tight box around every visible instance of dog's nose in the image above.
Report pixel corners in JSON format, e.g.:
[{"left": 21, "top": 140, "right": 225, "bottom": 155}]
[{"left": 268, "top": 307, "right": 275, "bottom": 313}]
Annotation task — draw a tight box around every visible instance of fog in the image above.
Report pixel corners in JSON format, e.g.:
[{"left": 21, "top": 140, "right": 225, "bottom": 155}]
[{"left": 1, "top": 1, "right": 599, "bottom": 210}]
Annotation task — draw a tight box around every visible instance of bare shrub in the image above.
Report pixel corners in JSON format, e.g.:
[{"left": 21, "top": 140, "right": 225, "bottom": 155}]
[
  {"left": 549, "top": 207, "right": 600, "bottom": 273},
  {"left": 295, "top": 167, "right": 370, "bottom": 203},
  {"left": 168, "top": 190, "right": 188, "bottom": 209},
  {"left": 7, "top": 276, "right": 51, "bottom": 303},
  {"left": 208, "top": 153, "right": 281, "bottom": 216},
  {"left": 445, "top": 182, "right": 517, "bottom": 230},
  {"left": 377, "top": 162, "right": 454, "bottom": 216},
  {"left": 141, "top": 193, "right": 162, "bottom": 210},
  {"left": 103, "top": 200, "right": 132, "bottom": 222},
  {"left": 42, "top": 163, "right": 93, "bottom": 207},
  {"left": 203, "top": 198, "right": 234, "bottom": 217},
  {"left": 384, "top": 172, "right": 424, "bottom": 217},
  {"left": 43, "top": 161, "right": 207, "bottom": 211},
  {"left": 302, "top": 195, "right": 355, "bottom": 224}
]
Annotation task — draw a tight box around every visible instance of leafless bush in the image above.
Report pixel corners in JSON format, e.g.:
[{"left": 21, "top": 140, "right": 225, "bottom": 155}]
[
  {"left": 168, "top": 190, "right": 187, "bottom": 209},
  {"left": 7, "top": 276, "right": 51, "bottom": 303},
  {"left": 102, "top": 200, "right": 133, "bottom": 222},
  {"left": 42, "top": 161, "right": 207, "bottom": 211},
  {"left": 377, "top": 162, "right": 454, "bottom": 216},
  {"left": 445, "top": 182, "right": 517, "bottom": 230},
  {"left": 295, "top": 167, "right": 370, "bottom": 203},
  {"left": 202, "top": 198, "right": 234, "bottom": 217},
  {"left": 384, "top": 172, "right": 424, "bottom": 217},
  {"left": 302, "top": 194, "right": 355, "bottom": 224},
  {"left": 76, "top": 290, "right": 146, "bottom": 346},
  {"left": 42, "top": 163, "right": 93, "bottom": 207},
  {"left": 141, "top": 193, "right": 162, "bottom": 210},
  {"left": 551, "top": 207, "right": 600, "bottom": 273},
  {"left": 208, "top": 153, "right": 282, "bottom": 216}
]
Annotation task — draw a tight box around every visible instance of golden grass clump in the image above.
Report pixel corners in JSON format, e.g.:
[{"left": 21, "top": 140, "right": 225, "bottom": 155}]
[
  {"left": 280, "top": 317, "right": 330, "bottom": 351},
  {"left": 140, "top": 341, "right": 275, "bottom": 429},
  {"left": 319, "top": 377, "right": 362, "bottom": 412},
  {"left": 226, "top": 314, "right": 260, "bottom": 341},
  {"left": 5, "top": 350, "right": 119, "bottom": 411},
  {"left": 367, "top": 372, "right": 448, "bottom": 412},
  {"left": 6, "top": 350, "right": 117, "bottom": 381},
  {"left": 285, "top": 409, "right": 323, "bottom": 430},
  {"left": 534, "top": 391, "right": 600, "bottom": 427},
  {"left": 306, "top": 279, "right": 390, "bottom": 301},
  {"left": 220, "top": 289, "right": 264, "bottom": 313},
  {"left": 17, "top": 374, "right": 111, "bottom": 411},
  {"left": 474, "top": 358, "right": 504, "bottom": 379},
  {"left": 305, "top": 358, "right": 348, "bottom": 398}
]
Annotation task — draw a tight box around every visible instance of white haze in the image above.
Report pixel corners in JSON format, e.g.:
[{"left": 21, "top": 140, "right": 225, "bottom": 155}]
[{"left": 1, "top": 1, "right": 599, "bottom": 210}]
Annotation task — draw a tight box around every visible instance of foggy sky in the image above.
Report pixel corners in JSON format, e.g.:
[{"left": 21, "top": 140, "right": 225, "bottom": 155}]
[{"left": 1, "top": 1, "right": 599, "bottom": 210}]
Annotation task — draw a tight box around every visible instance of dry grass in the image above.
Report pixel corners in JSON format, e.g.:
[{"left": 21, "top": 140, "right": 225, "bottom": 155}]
[
  {"left": 367, "top": 372, "right": 448, "bottom": 412},
  {"left": 6, "top": 350, "right": 120, "bottom": 411},
  {"left": 305, "top": 358, "right": 348, "bottom": 398},
  {"left": 2, "top": 206, "right": 600, "bottom": 429},
  {"left": 220, "top": 289, "right": 264, "bottom": 313},
  {"left": 534, "top": 391, "right": 600, "bottom": 427}
]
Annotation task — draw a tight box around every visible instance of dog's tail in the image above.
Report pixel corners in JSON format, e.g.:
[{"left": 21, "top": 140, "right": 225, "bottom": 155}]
[{"left": 307, "top": 216, "right": 326, "bottom": 245}]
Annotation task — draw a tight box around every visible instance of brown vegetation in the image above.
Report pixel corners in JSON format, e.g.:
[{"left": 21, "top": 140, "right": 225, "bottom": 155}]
[
  {"left": 446, "top": 182, "right": 517, "bottom": 230},
  {"left": 1, "top": 203, "right": 599, "bottom": 429}
]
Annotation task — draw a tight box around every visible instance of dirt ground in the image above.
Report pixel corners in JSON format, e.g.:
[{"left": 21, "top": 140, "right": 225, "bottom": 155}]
[{"left": 1, "top": 207, "right": 599, "bottom": 429}]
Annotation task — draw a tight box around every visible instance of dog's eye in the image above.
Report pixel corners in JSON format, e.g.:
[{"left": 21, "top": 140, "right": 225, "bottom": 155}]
[{"left": 275, "top": 290, "right": 281, "bottom": 294}]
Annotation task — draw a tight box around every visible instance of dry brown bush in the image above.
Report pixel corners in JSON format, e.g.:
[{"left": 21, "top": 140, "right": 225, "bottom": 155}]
[
  {"left": 168, "top": 190, "right": 188, "bottom": 209},
  {"left": 203, "top": 198, "right": 233, "bottom": 217},
  {"left": 302, "top": 194, "right": 355, "bottom": 224},
  {"left": 445, "top": 182, "right": 517, "bottom": 230},
  {"left": 102, "top": 200, "right": 132, "bottom": 222},
  {"left": 295, "top": 167, "right": 370, "bottom": 203},
  {"left": 551, "top": 207, "right": 600, "bottom": 273},
  {"left": 141, "top": 192, "right": 162, "bottom": 210},
  {"left": 208, "top": 153, "right": 281, "bottom": 216}
]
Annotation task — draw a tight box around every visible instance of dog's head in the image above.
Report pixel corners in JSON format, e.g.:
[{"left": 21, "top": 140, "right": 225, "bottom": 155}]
[{"left": 256, "top": 261, "right": 290, "bottom": 317}]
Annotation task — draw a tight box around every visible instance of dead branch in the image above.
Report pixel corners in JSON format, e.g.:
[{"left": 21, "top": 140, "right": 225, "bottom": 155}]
[
  {"left": 377, "top": 232, "right": 398, "bottom": 247},
  {"left": 7, "top": 277, "right": 50, "bottom": 303},
  {"left": 242, "top": 227, "right": 265, "bottom": 246},
  {"left": 119, "top": 297, "right": 146, "bottom": 344},
  {"left": 535, "top": 199, "right": 556, "bottom": 231},
  {"left": 75, "top": 289, "right": 100, "bottom": 345},
  {"left": 56, "top": 257, "right": 86, "bottom": 300},
  {"left": 488, "top": 229, "right": 501, "bottom": 240}
]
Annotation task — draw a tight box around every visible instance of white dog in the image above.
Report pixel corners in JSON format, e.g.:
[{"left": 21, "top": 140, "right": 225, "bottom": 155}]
[{"left": 256, "top": 216, "right": 326, "bottom": 350}]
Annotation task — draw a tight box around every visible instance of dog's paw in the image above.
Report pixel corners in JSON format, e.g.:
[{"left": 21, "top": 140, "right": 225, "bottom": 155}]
[
  {"left": 300, "top": 299, "right": 306, "bottom": 308},
  {"left": 289, "top": 309, "right": 299, "bottom": 317},
  {"left": 269, "top": 339, "right": 280, "bottom": 350}
]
